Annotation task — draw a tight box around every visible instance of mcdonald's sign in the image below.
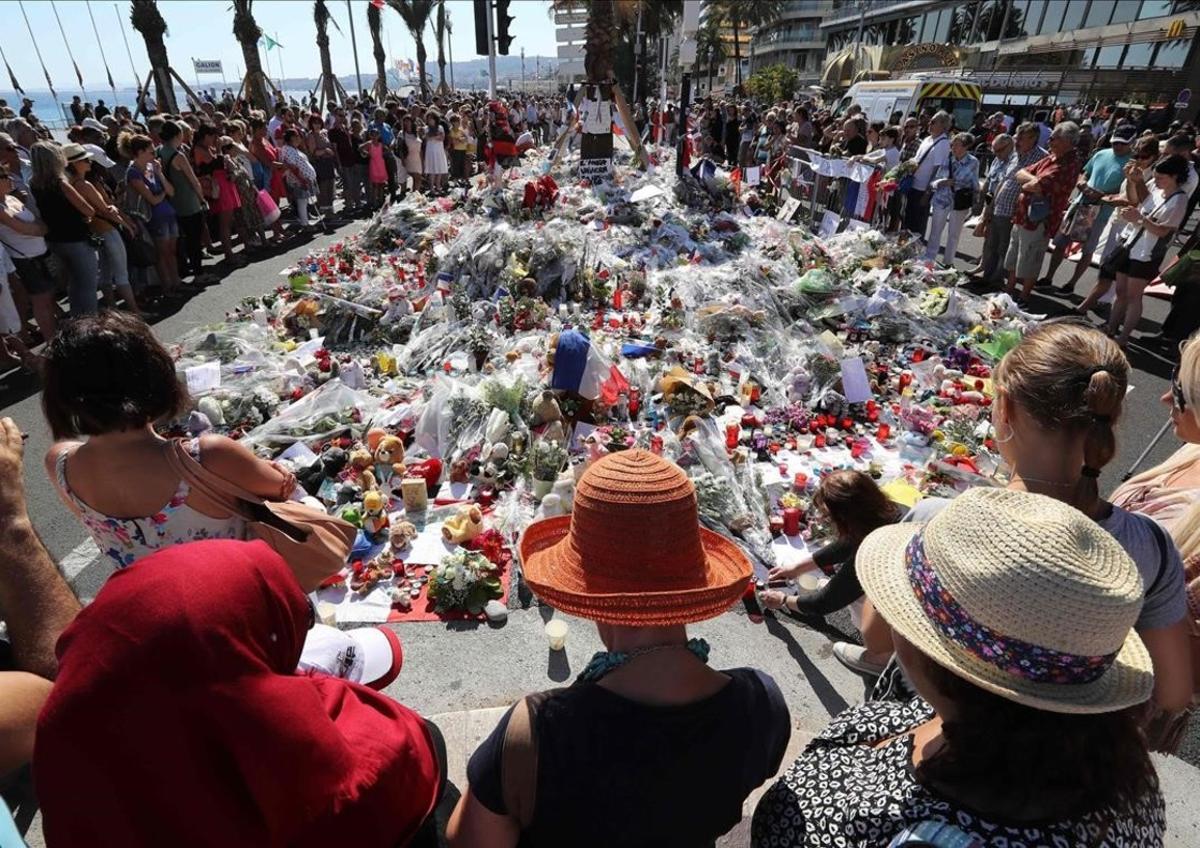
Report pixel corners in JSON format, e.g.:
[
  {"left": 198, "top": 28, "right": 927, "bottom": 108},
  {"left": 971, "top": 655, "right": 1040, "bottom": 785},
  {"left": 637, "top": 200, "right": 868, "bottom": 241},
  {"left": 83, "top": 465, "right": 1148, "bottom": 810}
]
[{"left": 1167, "top": 19, "right": 1186, "bottom": 39}]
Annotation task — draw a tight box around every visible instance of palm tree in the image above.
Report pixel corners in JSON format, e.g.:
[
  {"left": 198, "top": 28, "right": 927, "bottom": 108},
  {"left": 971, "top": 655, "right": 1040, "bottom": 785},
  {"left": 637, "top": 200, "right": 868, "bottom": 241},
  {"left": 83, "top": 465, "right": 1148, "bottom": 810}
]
[
  {"left": 367, "top": 1, "right": 388, "bottom": 101},
  {"left": 232, "top": 0, "right": 270, "bottom": 109},
  {"left": 715, "top": 0, "right": 784, "bottom": 93},
  {"left": 433, "top": 0, "right": 448, "bottom": 94},
  {"left": 129, "top": 0, "right": 177, "bottom": 113},
  {"left": 695, "top": 17, "right": 727, "bottom": 96},
  {"left": 314, "top": 0, "right": 339, "bottom": 105},
  {"left": 387, "top": 0, "right": 435, "bottom": 99}
]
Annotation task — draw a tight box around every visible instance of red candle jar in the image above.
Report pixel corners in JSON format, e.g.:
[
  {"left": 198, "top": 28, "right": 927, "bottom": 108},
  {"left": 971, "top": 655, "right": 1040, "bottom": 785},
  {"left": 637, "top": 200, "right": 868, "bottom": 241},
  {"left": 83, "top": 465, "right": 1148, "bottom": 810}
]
[
  {"left": 840, "top": 417, "right": 853, "bottom": 430},
  {"left": 851, "top": 440, "right": 866, "bottom": 459},
  {"left": 794, "top": 472, "right": 808, "bottom": 490},
  {"left": 898, "top": 372, "right": 913, "bottom": 389},
  {"left": 814, "top": 433, "right": 826, "bottom": 449},
  {"left": 769, "top": 515, "right": 785, "bottom": 537},
  {"left": 725, "top": 423, "right": 740, "bottom": 450},
  {"left": 876, "top": 423, "right": 890, "bottom": 441},
  {"left": 866, "top": 399, "right": 877, "bottom": 414},
  {"left": 782, "top": 507, "right": 802, "bottom": 536},
  {"left": 867, "top": 409, "right": 879, "bottom": 423},
  {"left": 741, "top": 412, "right": 759, "bottom": 428},
  {"left": 650, "top": 435, "right": 664, "bottom": 455},
  {"left": 749, "top": 384, "right": 762, "bottom": 403}
]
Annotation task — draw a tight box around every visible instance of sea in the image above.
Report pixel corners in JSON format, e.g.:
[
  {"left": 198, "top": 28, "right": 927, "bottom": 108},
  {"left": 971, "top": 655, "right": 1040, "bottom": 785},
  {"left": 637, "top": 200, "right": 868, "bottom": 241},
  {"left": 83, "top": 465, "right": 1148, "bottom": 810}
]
[{"left": 2, "top": 85, "right": 332, "bottom": 128}]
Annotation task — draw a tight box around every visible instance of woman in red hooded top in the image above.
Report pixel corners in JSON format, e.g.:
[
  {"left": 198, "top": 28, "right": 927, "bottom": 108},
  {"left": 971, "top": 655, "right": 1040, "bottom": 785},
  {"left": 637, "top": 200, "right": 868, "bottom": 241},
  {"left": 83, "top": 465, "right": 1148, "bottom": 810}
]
[{"left": 35, "top": 539, "right": 444, "bottom": 847}]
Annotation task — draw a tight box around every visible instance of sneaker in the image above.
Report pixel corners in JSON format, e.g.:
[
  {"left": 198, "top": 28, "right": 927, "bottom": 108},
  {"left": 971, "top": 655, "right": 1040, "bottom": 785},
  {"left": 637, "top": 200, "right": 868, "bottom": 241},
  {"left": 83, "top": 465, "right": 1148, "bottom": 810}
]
[
  {"left": 1034, "top": 276, "right": 1054, "bottom": 289},
  {"left": 297, "top": 623, "right": 404, "bottom": 690},
  {"left": 832, "top": 641, "right": 889, "bottom": 676}
]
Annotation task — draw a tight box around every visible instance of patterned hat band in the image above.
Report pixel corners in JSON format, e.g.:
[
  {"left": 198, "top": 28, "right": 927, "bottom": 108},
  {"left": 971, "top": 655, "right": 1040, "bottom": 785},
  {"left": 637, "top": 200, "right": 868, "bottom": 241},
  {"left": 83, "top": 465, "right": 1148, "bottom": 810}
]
[{"left": 905, "top": 534, "right": 1117, "bottom": 685}]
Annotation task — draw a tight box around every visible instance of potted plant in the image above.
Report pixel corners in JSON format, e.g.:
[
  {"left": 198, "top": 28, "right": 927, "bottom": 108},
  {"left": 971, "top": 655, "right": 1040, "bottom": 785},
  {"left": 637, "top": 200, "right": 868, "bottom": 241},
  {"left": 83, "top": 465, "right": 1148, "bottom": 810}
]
[{"left": 530, "top": 439, "right": 566, "bottom": 500}]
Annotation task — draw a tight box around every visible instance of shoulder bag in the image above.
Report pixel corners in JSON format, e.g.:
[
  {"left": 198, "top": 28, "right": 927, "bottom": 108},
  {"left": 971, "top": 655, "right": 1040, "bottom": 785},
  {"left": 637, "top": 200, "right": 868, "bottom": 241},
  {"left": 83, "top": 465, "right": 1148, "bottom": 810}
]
[
  {"left": 951, "top": 159, "right": 975, "bottom": 211},
  {"left": 900, "top": 136, "right": 945, "bottom": 194},
  {"left": 164, "top": 439, "right": 356, "bottom": 591}
]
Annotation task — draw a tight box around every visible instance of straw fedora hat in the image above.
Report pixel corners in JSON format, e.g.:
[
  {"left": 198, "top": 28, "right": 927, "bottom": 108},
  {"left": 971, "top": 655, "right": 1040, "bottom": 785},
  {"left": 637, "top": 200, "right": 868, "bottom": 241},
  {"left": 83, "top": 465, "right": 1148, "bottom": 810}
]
[
  {"left": 519, "top": 449, "right": 752, "bottom": 626},
  {"left": 857, "top": 487, "right": 1153, "bottom": 714}
]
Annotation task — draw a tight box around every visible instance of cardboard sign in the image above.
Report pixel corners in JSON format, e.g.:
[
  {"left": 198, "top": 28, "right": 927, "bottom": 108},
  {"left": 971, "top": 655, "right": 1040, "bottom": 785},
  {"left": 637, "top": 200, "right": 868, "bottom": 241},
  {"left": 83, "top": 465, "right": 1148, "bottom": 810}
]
[
  {"left": 580, "top": 157, "right": 612, "bottom": 183},
  {"left": 819, "top": 210, "right": 841, "bottom": 238},
  {"left": 777, "top": 197, "right": 802, "bottom": 222}
]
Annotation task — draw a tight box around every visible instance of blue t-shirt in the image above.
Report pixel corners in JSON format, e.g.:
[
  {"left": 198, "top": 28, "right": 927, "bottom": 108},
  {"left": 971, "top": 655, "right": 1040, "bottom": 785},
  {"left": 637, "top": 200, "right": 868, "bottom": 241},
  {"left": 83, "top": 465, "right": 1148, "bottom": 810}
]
[
  {"left": 126, "top": 163, "right": 176, "bottom": 223},
  {"left": 1083, "top": 148, "right": 1131, "bottom": 194}
]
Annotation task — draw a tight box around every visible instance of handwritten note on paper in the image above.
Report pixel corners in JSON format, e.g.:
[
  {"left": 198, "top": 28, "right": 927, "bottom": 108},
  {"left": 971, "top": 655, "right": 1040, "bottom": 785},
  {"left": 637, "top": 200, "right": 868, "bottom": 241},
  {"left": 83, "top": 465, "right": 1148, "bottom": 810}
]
[
  {"left": 840, "top": 356, "right": 873, "bottom": 404},
  {"left": 777, "top": 196, "right": 802, "bottom": 222},
  {"left": 184, "top": 361, "right": 221, "bottom": 395},
  {"left": 845, "top": 218, "right": 871, "bottom": 232},
  {"left": 744, "top": 166, "right": 761, "bottom": 186}
]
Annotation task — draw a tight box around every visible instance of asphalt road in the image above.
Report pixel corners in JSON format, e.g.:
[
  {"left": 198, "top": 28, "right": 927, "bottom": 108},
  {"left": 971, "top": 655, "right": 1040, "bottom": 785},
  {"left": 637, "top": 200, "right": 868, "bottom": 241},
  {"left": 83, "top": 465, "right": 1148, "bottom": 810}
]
[{"left": 4, "top": 211, "right": 1200, "bottom": 846}]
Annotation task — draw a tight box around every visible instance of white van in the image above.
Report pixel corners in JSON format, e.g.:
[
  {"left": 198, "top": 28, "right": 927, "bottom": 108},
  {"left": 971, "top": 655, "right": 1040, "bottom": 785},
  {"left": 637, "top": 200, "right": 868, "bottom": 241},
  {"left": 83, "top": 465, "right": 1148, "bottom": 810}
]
[{"left": 834, "top": 76, "right": 983, "bottom": 130}]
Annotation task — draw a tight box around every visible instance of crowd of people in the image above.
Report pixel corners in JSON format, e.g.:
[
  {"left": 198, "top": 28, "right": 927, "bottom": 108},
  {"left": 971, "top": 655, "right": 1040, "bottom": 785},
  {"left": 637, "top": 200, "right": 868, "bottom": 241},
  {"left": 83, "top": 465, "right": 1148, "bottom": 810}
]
[
  {"left": 1, "top": 308, "right": 1198, "bottom": 845},
  {"left": 1, "top": 81, "right": 1200, "bottom": 846},
  {"left": 0, "top": 87, "right": 572, "bottom": 372}
]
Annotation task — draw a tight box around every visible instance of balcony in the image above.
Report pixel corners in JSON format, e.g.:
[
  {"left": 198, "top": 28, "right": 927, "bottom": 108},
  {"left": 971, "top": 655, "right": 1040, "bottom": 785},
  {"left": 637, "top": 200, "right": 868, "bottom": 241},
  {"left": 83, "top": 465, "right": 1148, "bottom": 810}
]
[{"left": 754, "top": 37, "right": 826, "bottom": 54}]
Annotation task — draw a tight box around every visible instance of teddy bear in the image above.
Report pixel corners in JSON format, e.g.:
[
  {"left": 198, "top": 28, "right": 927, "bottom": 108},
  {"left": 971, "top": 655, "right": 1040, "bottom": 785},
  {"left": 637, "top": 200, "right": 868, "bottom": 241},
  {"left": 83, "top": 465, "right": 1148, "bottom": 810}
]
[
  {"left": 374, "top": 435, "right": 407, "bottom": 484},
  {"left": 389, "top": 520, "right": 418, "bottom": 553},
  {"left": 361, "top": 490, "right": 390, "bottom": 543},
  {"left": 349, "top": 448, "right": 377, "bottom": 492},
  {"left": 441, "top": 505, "right": 484, "bottom": 544}
]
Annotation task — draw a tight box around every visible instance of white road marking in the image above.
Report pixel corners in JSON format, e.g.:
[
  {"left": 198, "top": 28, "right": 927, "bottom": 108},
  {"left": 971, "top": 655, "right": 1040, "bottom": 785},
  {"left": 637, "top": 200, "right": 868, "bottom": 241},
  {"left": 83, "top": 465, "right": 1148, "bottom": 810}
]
[{"left": 60, "top": 538, "right": 100, "bottom": 581}]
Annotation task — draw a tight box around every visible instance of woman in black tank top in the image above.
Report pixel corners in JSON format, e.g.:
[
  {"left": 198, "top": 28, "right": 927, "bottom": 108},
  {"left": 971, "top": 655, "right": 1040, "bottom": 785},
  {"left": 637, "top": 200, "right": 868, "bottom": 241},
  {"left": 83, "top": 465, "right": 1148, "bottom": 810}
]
[{"left": 29, "top": 142, "right": 100, "bottom": 316}]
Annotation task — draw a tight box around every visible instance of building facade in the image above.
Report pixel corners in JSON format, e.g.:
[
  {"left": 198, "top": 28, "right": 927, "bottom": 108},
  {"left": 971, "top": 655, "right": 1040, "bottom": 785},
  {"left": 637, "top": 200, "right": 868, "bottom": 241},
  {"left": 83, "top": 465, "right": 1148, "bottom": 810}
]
[
  {"left": 694, "top": 0, "right": 753, "bottom": 97},
  {"left": 820, "top": 0, "right": 1200, "bottom": 118},
  {"left": 750, "top": 0, "right": 833, "bottom": 87}
]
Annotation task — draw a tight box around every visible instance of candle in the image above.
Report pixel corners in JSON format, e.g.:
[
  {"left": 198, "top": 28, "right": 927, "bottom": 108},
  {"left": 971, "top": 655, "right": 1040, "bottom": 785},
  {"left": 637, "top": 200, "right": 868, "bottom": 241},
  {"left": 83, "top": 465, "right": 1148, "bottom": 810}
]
[
  {"left": 876, "top": 423, "right": 891, "bottom": 441},
  {"left": 782, "top": 508, "right": 802, "bottom": 536},
  {"left": 794, "top": 472, "right": 808, "bottom": 490},
  {"left": 725, "top": 423, "right": 740, "bottom": 450}
]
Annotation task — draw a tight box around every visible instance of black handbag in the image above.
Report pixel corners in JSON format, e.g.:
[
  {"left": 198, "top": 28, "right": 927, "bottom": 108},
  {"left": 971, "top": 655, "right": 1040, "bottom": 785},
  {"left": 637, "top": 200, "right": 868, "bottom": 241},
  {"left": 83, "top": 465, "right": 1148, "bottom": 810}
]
[
  {"left": 953, "top": 188, "right": 974, "bottom": 211},
  {"left": 121, "top": 222, "right": 156, "bottom": 268}
]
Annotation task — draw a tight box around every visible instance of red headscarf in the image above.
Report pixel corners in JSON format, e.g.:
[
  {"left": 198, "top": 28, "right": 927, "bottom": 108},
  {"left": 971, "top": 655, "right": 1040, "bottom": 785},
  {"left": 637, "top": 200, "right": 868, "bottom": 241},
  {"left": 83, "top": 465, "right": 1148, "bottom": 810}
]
[{"left": 36, "top": 539, "right": 440, "bottom": 847}]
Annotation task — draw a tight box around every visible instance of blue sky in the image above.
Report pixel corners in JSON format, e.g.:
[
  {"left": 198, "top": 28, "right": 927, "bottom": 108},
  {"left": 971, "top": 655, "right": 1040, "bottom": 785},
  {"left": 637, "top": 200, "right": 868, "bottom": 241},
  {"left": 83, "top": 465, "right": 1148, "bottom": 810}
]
[{"left": 4, "top": 0, "right": 559, "bottom": 90}]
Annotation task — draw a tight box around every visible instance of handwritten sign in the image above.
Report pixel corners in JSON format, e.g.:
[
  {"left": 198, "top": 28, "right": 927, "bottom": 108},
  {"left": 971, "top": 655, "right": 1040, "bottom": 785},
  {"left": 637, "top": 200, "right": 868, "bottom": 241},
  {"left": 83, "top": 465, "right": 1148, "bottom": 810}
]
[
  {"left": 580, "top": 157, "right": 612, "bottom": 183},
  {"left": 777, "top": 196, "right": 802, "bottom": 222},
  {"left": 819, "top": 210, "right": 841, "bottom": 238}
]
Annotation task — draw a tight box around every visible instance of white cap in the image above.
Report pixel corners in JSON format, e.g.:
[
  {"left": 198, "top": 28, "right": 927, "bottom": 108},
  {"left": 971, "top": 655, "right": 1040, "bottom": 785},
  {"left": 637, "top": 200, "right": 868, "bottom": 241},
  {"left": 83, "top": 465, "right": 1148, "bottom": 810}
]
[
  {"left": 81, "top": 117, "right": 107, "bottom": 133},
  {"left": 296, "top": 623, "right": 403, "bottom": 690},
  {"left": 81, "top": 143, "right": 116, "bottom": 169}
]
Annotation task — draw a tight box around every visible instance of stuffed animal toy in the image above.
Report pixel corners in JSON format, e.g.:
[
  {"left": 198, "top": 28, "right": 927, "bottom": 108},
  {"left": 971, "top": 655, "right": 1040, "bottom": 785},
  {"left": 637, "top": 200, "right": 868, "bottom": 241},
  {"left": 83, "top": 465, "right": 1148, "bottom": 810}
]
[
  {"left": 366, "top": 427, "right": 388, "bottom": 452},
  {"left": 361, "top": 490, "right": 390, "bottom": 542},
  {"left": 449, "top": 458, "right": 471, "bottom": 484},
  {"left": 374, "top": 435, "right": 407, "bottom": 483},
  {"left": 441, "top": 505, "right": 484, "bottom": 544},
  {"left": 297, "top": 446, "right": 349, "bottom": 496},
  {"left": 389, "top": 521, "right": 418, "bottom": 552},
  {"left": 531, "top": 390, "right": 562, "bottom": 425},
  {"left": 349, "top": 448, "right": 377, "bottom": 492}
]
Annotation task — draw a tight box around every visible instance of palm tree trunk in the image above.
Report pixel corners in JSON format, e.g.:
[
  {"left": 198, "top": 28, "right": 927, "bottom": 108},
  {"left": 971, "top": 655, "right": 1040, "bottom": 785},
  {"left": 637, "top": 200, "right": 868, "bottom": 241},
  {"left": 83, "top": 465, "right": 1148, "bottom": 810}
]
[
  {"left": 732, "top": 13, "right": 742, "bottom": 92},
  {"left": 233, "top": 0, "right": 270, "bottom": 109},
  {"left": 584, "top": 0, "right": 616, "bottom": 83},
  {"left": 130, "top": 0, "right": 178, "bottom": 113},
  {"left": 367, "top": 3, "right": 387, "bottom": 100},
  {"left": 435, "top": 0, "right": 447, "bottom": 94},
  {"left": 315, "top": 1, "right": 338, "bottom": 106},
  {"left": 416, "top": 38, "right": 429, "bottom": 97}
]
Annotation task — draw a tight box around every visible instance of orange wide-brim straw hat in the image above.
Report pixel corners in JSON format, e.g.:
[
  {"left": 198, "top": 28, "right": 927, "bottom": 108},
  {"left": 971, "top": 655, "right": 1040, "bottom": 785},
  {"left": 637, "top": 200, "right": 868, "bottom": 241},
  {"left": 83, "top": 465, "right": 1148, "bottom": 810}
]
[{"left": 519, "top": 449, "right": 752, "bottom": 626}]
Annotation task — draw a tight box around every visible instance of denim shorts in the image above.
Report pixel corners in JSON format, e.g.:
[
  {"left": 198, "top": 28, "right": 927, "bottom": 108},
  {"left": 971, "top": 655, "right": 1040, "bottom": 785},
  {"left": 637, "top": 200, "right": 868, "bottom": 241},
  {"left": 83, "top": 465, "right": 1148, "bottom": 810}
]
[
  {"left": 147, "top": 215, "right": 179, "bottom": 240},
  {"left": 10, "top": 253, "right": 58, "bottom": 296}
]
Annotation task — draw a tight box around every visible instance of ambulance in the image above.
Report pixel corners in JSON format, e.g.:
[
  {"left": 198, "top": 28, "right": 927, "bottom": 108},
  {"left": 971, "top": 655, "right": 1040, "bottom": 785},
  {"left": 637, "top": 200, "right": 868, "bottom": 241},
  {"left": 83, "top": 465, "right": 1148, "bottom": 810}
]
[{"left": 833, "top": 75, "right": 983, "bottom": 130}]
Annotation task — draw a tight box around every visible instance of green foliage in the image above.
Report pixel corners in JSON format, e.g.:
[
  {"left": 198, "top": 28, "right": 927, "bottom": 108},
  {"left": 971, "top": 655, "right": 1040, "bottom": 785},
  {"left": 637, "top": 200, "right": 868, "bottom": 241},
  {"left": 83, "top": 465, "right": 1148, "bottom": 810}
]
[{"left": 745, "top": 64, "right": 800, "bottom": 104}]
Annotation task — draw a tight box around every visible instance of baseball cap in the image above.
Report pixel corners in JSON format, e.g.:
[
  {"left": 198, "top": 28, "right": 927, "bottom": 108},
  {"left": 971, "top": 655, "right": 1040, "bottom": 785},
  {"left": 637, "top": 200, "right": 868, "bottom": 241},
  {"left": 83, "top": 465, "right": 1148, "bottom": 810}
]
[
  {"left": 81, "top": 117, "right": 107, "bottom": 133},
  {"left": 296, "top": 623, "right": 404, "bottom": 690},
  {"left": 1110, "top": 126, "right": 1135, "bottom": 145},
  {"left": 81, "top": 143, "right": 116, "bottom": 168}
]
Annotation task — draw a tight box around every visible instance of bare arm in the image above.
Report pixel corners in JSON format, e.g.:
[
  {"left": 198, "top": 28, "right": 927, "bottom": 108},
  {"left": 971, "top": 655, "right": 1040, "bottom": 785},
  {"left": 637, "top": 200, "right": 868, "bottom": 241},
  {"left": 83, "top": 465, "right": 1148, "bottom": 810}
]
[
  {"left": 197, "top": 433, "right": 295, "bottom": 501},
  {"left": 128, "top": 171, "right": 166, "bottom": 205},
  {"left": 0, "top": 418, "right": 82, "bottom": 680},
  {"left": 59, "top": 180, "right": 96, "bottom": 219},
  {"left": 1138, "top": 620, "right": 1194, "bottom": 713},
  {"left": 0, "top": 207, "right": 46, "bottom": 237},
  {"left": 0, "top": 672, "right": 52, "bottom": 773},
  {"left": 446, "top": 787, "right": 520, "bottom": 848},
  {"left": 74, "top": 181, "right": 123, "bottom": 228},
  {"left": 172, "top": 154, "right": 204, "bottom": 198}
]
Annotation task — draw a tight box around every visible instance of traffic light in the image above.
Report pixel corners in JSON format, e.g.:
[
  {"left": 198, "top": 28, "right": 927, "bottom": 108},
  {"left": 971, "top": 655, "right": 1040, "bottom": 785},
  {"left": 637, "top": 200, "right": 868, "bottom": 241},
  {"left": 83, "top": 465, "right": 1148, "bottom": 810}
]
[
  {"left": 495, "top": 0, "right": 515, "bottom": 56},
  {"left": 474, "top": 0, "right": 489, "bottom": 56}
]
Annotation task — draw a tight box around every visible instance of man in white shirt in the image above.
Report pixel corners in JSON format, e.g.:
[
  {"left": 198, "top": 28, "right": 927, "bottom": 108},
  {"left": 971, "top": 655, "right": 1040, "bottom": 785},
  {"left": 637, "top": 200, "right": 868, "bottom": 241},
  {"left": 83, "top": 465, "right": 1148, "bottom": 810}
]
[{"left": 903, "top": 110, "right": 951, "bottom": 237}]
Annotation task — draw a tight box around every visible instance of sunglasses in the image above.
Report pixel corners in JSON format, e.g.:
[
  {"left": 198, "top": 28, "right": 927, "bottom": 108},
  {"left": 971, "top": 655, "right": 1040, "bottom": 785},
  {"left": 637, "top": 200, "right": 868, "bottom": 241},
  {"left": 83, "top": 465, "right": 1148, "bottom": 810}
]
[{"left": 1172, "top": 364, "right": 1187, "bottom": 413}]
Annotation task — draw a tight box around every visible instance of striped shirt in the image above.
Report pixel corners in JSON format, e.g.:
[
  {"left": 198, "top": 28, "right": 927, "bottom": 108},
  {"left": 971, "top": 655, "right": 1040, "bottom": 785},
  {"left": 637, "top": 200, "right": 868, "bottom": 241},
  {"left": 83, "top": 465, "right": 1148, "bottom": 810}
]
[{"left": 992, "top": 145, "right": 1046, "bottom": 219}]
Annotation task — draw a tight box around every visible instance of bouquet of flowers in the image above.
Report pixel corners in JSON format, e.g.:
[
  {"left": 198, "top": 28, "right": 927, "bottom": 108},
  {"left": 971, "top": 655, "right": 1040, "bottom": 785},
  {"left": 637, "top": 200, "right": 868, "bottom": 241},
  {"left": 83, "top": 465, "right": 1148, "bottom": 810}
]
[
  {"left": 531, "top": 439, "right": 567, "bottom": 482},
  {"left": 428, "top": 549, "right": 503, "bottom": 614}
]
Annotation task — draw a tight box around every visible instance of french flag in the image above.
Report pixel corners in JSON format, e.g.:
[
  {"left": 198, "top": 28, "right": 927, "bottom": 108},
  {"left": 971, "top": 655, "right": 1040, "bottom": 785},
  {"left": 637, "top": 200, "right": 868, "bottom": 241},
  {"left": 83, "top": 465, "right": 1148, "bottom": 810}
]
[
  {"left": 551, "top": 330, "right": 629, "bottom": 404},
  {"left": 843, "top": 169, "right": 880, "bottom": 222}
]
